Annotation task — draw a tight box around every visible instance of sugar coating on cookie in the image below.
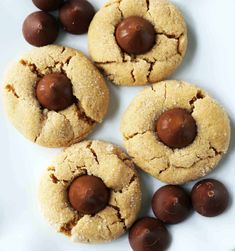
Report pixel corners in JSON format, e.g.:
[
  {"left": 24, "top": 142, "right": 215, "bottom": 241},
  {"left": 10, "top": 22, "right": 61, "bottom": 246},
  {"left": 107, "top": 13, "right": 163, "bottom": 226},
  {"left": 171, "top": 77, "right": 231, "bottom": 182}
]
[
  {"left": 38, "top": 140, "right": 141, "bottom": 243},
  {"left": 3, "top": 45, "right": 109, "bottom": 147},
  {"left": 121, "top": 80, "right": 230, "bottom": 184},
  {"left": 88, "top": 0, "right": 187, "bottom": 86}
]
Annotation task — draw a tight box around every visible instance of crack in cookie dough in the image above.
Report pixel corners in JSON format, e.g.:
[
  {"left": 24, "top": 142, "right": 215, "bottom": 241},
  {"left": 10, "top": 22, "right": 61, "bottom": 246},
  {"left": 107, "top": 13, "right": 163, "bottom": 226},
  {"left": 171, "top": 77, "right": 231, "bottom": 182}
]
[
  {"left": 87, "top": 142, "right": 100, "bottom": 164},
  {"left": 5, "top": 84, "right": 19, "bottom": 98},
  {"left": 108, "top": 204, "right": 127, "bottom": 230},
  {"left": 124, "top": 130, "right": 150, "bottom": 140},
  {"left": 121, "top": 80, "right": 231, "bottom": 184},
  {"left": 60, "top": 216, "right": 81, "bottom": 236},
  {"left": 3, "top": 45, "right": 109, "bottom": 147},
  {"left": 189, "top": 90, "right": 205, "bottom": 109},
  {"left": 39, "top": 141, "right": 141, "bottom": 243},
  {"left": 88, "top": 0, "right": 188, "bottom": 85}
]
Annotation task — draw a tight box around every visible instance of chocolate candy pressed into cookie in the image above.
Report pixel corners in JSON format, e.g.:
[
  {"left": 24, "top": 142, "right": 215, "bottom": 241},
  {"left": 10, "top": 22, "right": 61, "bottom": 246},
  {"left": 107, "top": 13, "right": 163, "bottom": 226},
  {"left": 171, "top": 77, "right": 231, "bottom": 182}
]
[
  {"left": 121, "top": 80, "right": 230, "bottom": 184},
  {"left": 88, "top": 0, "right": 187, "bottom": 86},
  {"left": 38, "top": 140, "right": 141, "bottom": 243},
  {"left": 3, "top": 45, "right": 109, "bottom": 147}
]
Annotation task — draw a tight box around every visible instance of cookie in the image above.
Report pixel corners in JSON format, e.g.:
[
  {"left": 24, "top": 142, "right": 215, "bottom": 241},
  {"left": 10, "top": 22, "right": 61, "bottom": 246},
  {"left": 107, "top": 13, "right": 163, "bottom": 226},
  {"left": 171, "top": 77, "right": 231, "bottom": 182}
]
[
  {"left": 121, "top": 80, "right": 230, "bottom": 184},
  {"left": 38, "top": 140, "right": 141, "bottom": 243},
  {"left": 88, "top": 0, "right": 187, "bottom": 86},
  {"left": 3, "top": 45, "right": 109, "bottom": 147}
]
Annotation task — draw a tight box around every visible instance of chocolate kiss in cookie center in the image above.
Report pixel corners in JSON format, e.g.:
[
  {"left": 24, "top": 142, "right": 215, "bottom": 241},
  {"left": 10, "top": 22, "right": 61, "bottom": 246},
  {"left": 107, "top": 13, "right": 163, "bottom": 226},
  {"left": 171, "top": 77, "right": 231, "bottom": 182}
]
[
  {"left": 68, "top": 175, "right": 110, "bottom": 215},
  {"left": 36, "top": 72, "right": 75, "bottom": 111},
  {"left": 115, "top": 16, "right": 156, "bottom": 55},
  {"left": 156, "top": 108, "right": 197, "bottom": 149}
]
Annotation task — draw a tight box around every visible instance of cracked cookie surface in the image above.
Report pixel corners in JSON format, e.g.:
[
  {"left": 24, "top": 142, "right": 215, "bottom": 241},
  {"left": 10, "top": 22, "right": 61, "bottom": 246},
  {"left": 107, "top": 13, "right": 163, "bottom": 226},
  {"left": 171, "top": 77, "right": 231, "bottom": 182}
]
[
  {"left": 88, "top": 0, "right": 187, "bottom": 86},
  {"left": 3, "top": 45, "right": 109, "bottom": 147},
  {"left": 38, "top": 140, "right": 141, "bottom": 243},
  {"left": 121, "top": 80, "right": 230, "bottom": 184}
]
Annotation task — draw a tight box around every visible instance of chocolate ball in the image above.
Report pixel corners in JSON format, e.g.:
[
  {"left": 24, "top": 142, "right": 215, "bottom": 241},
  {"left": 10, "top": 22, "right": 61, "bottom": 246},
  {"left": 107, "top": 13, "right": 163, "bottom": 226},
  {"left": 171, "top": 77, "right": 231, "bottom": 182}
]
[
  {"left": 68, "top": 175, "right": 110, "bottom": 215},
  {"left": 129, "top": 217, "right": 170, "bottom": 251},
  {"left": 152, "top": 185, "right": 191, "bottom": 224},
  {"left": 22, "top": 11, "right": 59, "bottom": 47},
  {"left": 32, "top": 0, "right": 63, "bottom": 11},
  {"left": 59, "top": 0, "right": 95, "bottom": 34},
  {"left": 191, "top": 179, "right": 229, "bottom": 217},
  {"left": 115, "top": 16, "right": 156, "bottom": 55},
  {"left": 36, "top": 73, "right": 74, "bottom": 111},
  {"left": 156, "top": 108, "right": 197, "bottom": 149}
]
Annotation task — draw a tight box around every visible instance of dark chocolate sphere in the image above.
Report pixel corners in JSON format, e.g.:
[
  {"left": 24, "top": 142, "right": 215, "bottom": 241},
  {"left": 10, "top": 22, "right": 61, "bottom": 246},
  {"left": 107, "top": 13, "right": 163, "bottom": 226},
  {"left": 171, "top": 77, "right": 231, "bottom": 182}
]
[
  {"left": 129, "top": 217, "right": 170, "bottom": 251},
  {"left": 22, "top": 11, "right": 59, "bottom": 47},
  {"left": 152, "top": 185, "right": 191, "bottom": 224},
  {"left": 32, "top": 0, "right": 63, "bottom": 11},
  {"left": 36, "top": 73, "right": 74, "bottom": 111},
  {"left": 115, "top": 16, "right": 156, "bottom": 55},
  {"left": 191, "top": 179, "right": 229, "bottom": 217},
  {"left": 68, "top": 175, "right": 110, "bottom": 215},
  {"left": 156, "top": 108, "right": 197, "bottom": 149},
  {"left": 59, "top": 0, "right": 95, "bottom": 34}
]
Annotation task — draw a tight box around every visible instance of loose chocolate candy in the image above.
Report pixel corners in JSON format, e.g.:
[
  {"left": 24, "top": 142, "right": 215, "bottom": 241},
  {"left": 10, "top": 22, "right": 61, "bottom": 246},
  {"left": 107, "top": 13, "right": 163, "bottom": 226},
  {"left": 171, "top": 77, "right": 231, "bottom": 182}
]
[
  {"left": 156, "top": 108, "right": 197, "bottom": 149},
  {"left": 22, "top": 11, "right": 59, "bottom": 47},
  {"left": 32, "top": 0, "right": 63, "bottom": 11},
  {"left": 191, "top": 179, "right": 229, "bottom": 217},
  {"left": 129, "top": 217, "right": 170, "bottom": 251},
  {"left": 68, "top": 175, "right": 110, "bottom": 215},
  {"left": 59, "top": 0, "right": 95, "bottom": 34},
  {"left": 115, "top": 16, "right": 156, "bottom": 55},
  {"left": 152, "top": 185, "right": 191, "bottom": 224},
  {"left": 36, "top": 73, "right": 74, "bottom": 111}
]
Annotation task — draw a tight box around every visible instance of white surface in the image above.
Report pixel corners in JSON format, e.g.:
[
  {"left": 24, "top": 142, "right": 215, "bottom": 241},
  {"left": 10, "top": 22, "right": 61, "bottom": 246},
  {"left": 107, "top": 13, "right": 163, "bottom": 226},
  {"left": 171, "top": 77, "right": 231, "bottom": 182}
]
[{"left": 0, "top": 1, "right": 235, "bottom": 251}]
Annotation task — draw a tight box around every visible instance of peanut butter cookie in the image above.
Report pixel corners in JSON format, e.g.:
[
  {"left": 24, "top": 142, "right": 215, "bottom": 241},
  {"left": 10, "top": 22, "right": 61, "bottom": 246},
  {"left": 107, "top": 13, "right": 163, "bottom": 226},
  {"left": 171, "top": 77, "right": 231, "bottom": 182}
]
[
  {"left": 121, "top": 80, "right": 230, "bottom": 184},
  {"left": 3, "top": 45, "right": 109, "bottom": 147},
  {"left": 88, "top": 0, "right": 187, "bottom": 86},
  {"left": 39, "top": 140, "right": 141, "bottom": 243}
]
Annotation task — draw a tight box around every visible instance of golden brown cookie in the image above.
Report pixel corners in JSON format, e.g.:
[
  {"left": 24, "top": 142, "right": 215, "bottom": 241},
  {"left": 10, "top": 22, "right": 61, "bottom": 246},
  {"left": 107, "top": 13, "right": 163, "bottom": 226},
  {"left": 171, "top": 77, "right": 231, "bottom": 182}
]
[
  {"left": 88, "top": 0, "right": 187, "bottom": 86},
  {"left": 121, "top": 80, "right": 230, "bottom": 184},
  {"left": 3, "top": 45, "right": 109, "bottom": 147},
  {"left": 38, "top": 140, "right": 141, "bottom": 243}
]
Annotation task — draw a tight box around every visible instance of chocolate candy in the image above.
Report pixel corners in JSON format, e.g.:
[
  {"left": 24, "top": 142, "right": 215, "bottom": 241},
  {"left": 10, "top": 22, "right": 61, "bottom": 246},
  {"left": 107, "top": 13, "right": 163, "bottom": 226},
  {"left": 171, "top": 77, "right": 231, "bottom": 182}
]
[
  {"left": 129, "top": 217, "right": 170, "bottom": 251},
  {"left": 68, "top": 175, "right": 110, "bottom": 215},
  {"left": 115, "top": 16, "right": 156, "bottom": 55},
  {"left": 191, "top": 179, "right": 229, "bottom": 217},
  {"left": 152, "top": 185, "right": 191, "bottom": 224},
  {"left": 22, "top": 11, "right": 59, "bottom": 47},
  {"left": 32, "top": 0, "right": 63, "bottom": 11},
  {"left": 36, "top": 73, "right": 74, "bottom": 111},
  {"left": 59, "top": 0, "right": 95, "bottom": 34},
  {"left": 156, "top": 108, "right": 197, "bottom": 149}
]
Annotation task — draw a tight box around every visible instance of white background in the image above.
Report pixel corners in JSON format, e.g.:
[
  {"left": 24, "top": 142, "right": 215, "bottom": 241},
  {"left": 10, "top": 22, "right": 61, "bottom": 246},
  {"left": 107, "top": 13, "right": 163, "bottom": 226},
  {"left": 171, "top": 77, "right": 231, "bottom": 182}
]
[{"left": 0, "top": 1, "right": 235, "bottom": 251}]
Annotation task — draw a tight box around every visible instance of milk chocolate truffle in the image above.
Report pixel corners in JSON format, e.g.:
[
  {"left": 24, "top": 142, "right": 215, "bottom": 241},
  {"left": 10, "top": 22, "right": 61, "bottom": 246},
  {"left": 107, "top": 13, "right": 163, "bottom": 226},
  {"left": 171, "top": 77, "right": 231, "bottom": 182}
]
[
  {"left": 68, "top": 175, "right": 110, "bottom": 215},
  {"left": 115, "top": 16, "right": 156, "bottom": 55},
  {"left": 191, "top": 179, "right": 229, "bottom": 217},
  {"left": 22, "top": 11, "right": 59, "bottom": 47},
  {"left": 32, "top": 0, "right": 63, "bottom": 11},
  {"left": 36, "top": 73, "right": 74, "bottom": 111},
  {"left": 152, "top": 185, "right": 191, "bottom": 224},
  {"left": 59, "top": 0, "right": 95, "bottom": 34},
  {"left": 129, "top": 217, "right": 170, "bottom": 251},
  {"left": 156, "top": 108, "right": 197, "bottom": 149}
]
